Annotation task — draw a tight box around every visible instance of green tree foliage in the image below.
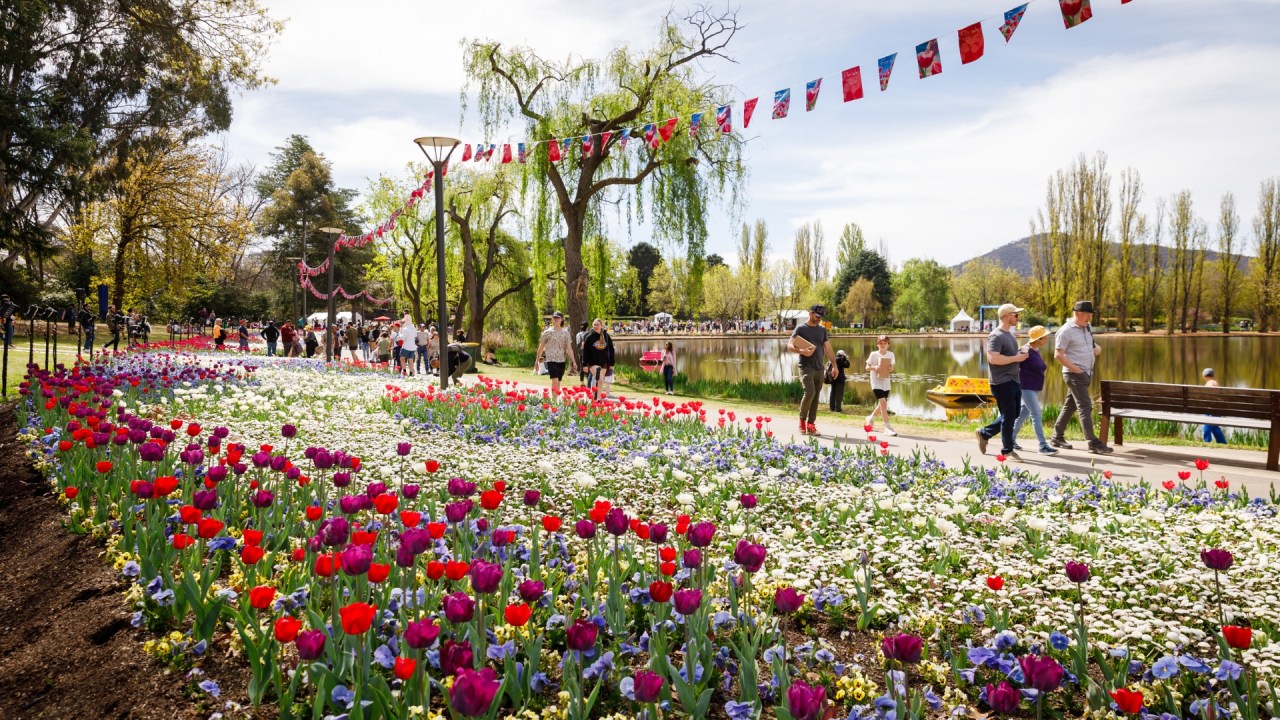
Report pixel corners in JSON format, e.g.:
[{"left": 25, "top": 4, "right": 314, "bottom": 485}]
[
  {"left": 950, "top": 258, "right": 1025, "bottom": 317},
  {"left": 1217, "top": 193, "right": 1242, "bottom": 332},
  {"left": 791, "top": 220, "right": 828, "bottom": 302},
  {"left": 461, "top": 8, "right": 747, "bottom": 334},
  {"left": 1030, "top": 152, "right": 1113, "bottom": 320},
  {"left": 627, "top": 242, "right": 663, "bottom": 315},
  {"left": 1114, "top": 169, "right": 1143, "bottom": 331},
  {"left": 1, "top": 0, "right": 279, "bottom": 268},
  {"left": 1253, "top": 178, "right": 1280, "bottom": 332},
  {"left": 840, "top": 278, "right": 880, "bottom": 329},
  {"left": 700, "top": 264, "right": 747, "bottom": 323},
  {"left": 834, "top": 249, "right": 892, "bottom": 316},
  {"left": 892, "top": 258, "right": 952, "bottom": 327},
  {"left": 836, "top": 223, "right": 866, "bottom": 270}
]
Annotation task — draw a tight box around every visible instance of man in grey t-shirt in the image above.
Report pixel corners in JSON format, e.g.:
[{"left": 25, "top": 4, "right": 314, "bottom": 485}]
[
  {"left": 1051, "top": 300, "right": 1112, "bottom": 454},
  {"left": 976, "top": 303, "right": 1029, "bottom": 458},
  {"left": 789, "top": 304, "right": 837, "bottom": 435}
]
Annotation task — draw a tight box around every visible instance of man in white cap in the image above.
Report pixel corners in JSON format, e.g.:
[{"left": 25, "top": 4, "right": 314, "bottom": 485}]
[
  {"left": 1050, "top": 300, "right": 1112, "bottom": 454},
  {"left": 976, "top": 303, "right": 1029, "bottom": 459}
]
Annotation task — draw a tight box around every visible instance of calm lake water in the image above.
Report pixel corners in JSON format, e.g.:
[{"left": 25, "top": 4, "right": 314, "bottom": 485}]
[{"left": 614, "top": 335, "right": 1280, "bottom": 419}]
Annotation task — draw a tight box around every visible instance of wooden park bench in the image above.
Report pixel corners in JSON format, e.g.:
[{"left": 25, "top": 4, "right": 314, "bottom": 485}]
[{"left": 1100, "top": 380, "right": 1280, "bottom": 471}]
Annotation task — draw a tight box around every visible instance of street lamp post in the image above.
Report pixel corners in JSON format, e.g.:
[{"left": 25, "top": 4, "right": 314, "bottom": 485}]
[
  {"left": 319, "top": 227, "right": 345, "bottom": 362},
  {"left": 286, "top": 256, "right": 302, "bottom": 325},
  {"left": 413, "top": 136, "right": 460, "bottom": 389}
]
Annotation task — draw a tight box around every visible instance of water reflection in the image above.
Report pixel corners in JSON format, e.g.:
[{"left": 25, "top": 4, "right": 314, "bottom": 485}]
[{"left": 615, "top": 335, "right": 1280, "bottom": 419}]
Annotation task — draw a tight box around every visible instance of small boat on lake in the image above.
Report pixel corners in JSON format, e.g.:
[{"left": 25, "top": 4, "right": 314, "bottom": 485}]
[
  {"left": 926, "top": 376, "right": 995, "bottom": 406},
  {"left": 639, "top": 350, "right": 663, "bottom": 372}
]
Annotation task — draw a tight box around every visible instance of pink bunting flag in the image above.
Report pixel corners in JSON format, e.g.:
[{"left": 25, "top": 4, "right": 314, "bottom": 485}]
[
  {"left": 805, "top": 79, "right": 821, "bottom": 112},
  {"left": 601, "top": 131, "right": 612, "bottom": 148},
  {"left": 657, "top": 118, "right": 678, "bottom": 142},
  {"left": 461, "top": 144, "right": 472, "bottom": 161},
  {"left": 841, "top": 67, "right": 863, "bottom": 102},
  {"left": 958, "top": 22, "right": 985, "bottom": 64},
  {"left": 916, "top": 39, "right": 941, "bottom": 79},
  {"left": 743, "top": 98, "right": 759, "bottom": 128},
  {"left": 1059, "top": 0, "right": 1093, "bottom": 28},
  {"left": 484, "top": 144, "right": 496, "bottom": 160},
  {"left": 643, "top": 123, "right": 657, "bottom": 148},
  {"left": 501, "top": 144, "right": 512, "bottom": 164}
]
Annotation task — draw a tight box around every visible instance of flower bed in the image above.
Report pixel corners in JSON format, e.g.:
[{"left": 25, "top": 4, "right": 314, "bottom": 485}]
[{"left": 13, "top": 353, "right": 1280, "bottom": 720}]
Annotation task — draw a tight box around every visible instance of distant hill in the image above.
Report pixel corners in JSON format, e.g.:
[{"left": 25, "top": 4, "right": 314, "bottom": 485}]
[{"left": 954, "top": 236, "right": 1253, "bottom": 277}]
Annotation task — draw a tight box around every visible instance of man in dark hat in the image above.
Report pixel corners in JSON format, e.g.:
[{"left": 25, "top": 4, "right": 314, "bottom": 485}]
[
  {"left": 1051, "top": 300, "right": 1112, "bottom": 454},
  {"left": 788, "top": 304, "right": 838, "bottom": 435}
]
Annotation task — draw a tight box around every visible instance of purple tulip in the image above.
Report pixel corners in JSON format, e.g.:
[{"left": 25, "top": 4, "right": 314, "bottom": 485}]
[
  {"left": 475, "top": 518, "right": 489, "bottom": 533},
  {"left": 400, "top": 527, "right": 432, "bottom": 555},
  {"left": 280, "top": 424, "right": 296, "bottom": 438},
  {"left": 285, "top": 467, "right": 301, "bottom": 480},
  {"left": 339, "top": 495, "right": 367, "bottom": 515},
  {"left": 686, "top": 521, "right": 716, "bottom": 548},
  {"left": 340, "top": 544, "right": 372, "bottom": 576},
  {"left": 206, "top": 465, "right": 228, "bottom": 483},
  {"left": 395, "top": 543, "right": 416, "bottom": 568},
  {"left": 1200, "top": 549, "right": 1234, "bottom": 571},
  {"left": 191, "top": 490, "right": 218, "bottom": 511},
  {"left": 366, "top": 481, "right": 387, "bottom": 498},
  {"left": 445, "top": 501, "right": 473, "bottom": 523},
  {"left": 881, "top": 633, "right": 923, "bottom": 664},
  {"left": 518, "top": 580, "right": 545, "bottom": 603},
  {"left": 1064, "top": 561, "right": 1091, "bottom": 584},
  {"left": 402, "top": 484, "right": 420, "bottom": 500},
  {"left": 632, "top": 670, "right": 664, "bottom": 703},
  {"left": 296, "top": 629, "right": 326, "bottom": 660},
  {"left": 251, "top": 451, "right": 271, "bottom": 468},
  {"left": 404, "top": 618, "right": 441, "bottom": 650},
  {"left": 774, "top": 587, "right": 805, "bottom": 614},
  {"left": 312, "top": 449, "right": 334, "bottom": 470},
  {"left": 132, "top": 481, "right": 154, "bottom": 499},
  {"left": 786, "top": 679, "right": 827, "bottom": 720},
  {"left": 523, "top": 490, "right": 541, "bottom": 507},
  {"left": 332, "top": 471, "right": 351, "bottom": 487},
  {"left": 649, "top": 523, "right": 669, "bottom": 544},
  {"left": 252, "top": 490, "right": 274, "bottom": 508},
  {"left": 739, "top": 493, "right": 758, "bottom": 509},
  {"left": 232, "top": 462, "right": 247, "bottom": 475},
  {"left": 565, "top": 618, "right": 598, "bottom": 652},
  {"left": 469, "top": 560, "right": 503, "bottom": 594},
  {"left": 575, "top": 519, "right": 597, "bottom": 539},
  {"left": 1019, "top": 654, "right": 1064, "bottom": 693},
  {"left": 673, "top": 589, "right": 702, "bottom": 615},
  {"left": 733, "top": 540, "right": 767, "bottom": 573},
  {"left": 604, "top": 508, "right": 630, "bottom": 536},
  {"left": 443, "top": 592, "right": 475, "bottom": 623},
  {"left": 682, "top": 549, "right": 701, "bottom": 569},
  {"left": 985, "top": 681, "right": 1021, "bottom": 714},
  {"left": 318, "top": 517, "right": 349, "bottom": 547},
  {"left": 213, "top": 426, "right": 230, "bottom": 439},
  {"left": 397, "top": 442, "right": 412, "bottom": 456},
  {"left": 449, "top": 667, "right": 500, "bottom": 717},
  {"left": 447, "top": 478, "right": 477, "bottom": 497},
  {"left": 439, "top": 638, "right": 475, "bottom": 676},
  {"left": 138, "top": 442, "right": 165, "bottom": 462}
]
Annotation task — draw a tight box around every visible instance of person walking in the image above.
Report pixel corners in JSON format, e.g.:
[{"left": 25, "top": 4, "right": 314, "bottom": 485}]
[
  {"left": 304, "top": 326, "right": 319, "bottom": 358},
  {"left": 347, "top": 322, "right": 360, "bottom": 361},
  {"left": 576, "top": 322, "right": 590, "bottom": 385},
  {"left": 863, "top": 336, "right": 895, "bottom": 433},
  {"left": 359, "top": 324, "right": 372, "bottom": 361},
  {"left": 535, "top": 311, "right": 577, "bottom": 393},
  {"left": 212, "top": 319, "right": 226, "bottom": 349},
  {"left": 1201, "top": 368, "right": 1227, "bottom": 444},
  {"left": 78, "top": 300, "right": 96, "bottom": 354},
  {"left": 1011, "top": 325, "right": 1059, "bottom": 455},
  {"left": 581, "top": 318, "right": 615, "bottom": 399},
  {"left": 263, "top": 320, "right": 280, "bottom": 356},
  {"left": 376, "top": 332, "right": 392, "bottom": 366},
  {"left": 398, "top": 313, "right": 417, "bottom": 376},
  {"left": 976, "top": 303, "right": 1029, "bottom": 459},
  {"left": 661, "top": 341, "right": 677, "bottom": 395},
  {"left": 1050, "top": 300, "right": 1113, "bottom": 454},
  {"left": 237, "top": 319, "right": 251, "bottom": 352},
  {"left": 280, "top": 321, "right": 296, "bottom": 357},
  {"left": 788, "top": 304, "right": 838, "bottom": 436},
  {"left": 102, "top": 305, "right": 122, "bottom": 352},
  {"left": 828, "top": 349, "right": 851, "bottom": 412}
]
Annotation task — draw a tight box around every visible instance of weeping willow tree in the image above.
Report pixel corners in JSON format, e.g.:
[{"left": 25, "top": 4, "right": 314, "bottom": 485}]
[{"left": 461, "top": 6, "right": 747, "bottom": 333}]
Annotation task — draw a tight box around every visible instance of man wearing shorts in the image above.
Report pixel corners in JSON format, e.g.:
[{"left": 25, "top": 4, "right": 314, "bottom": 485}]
[{"left": 535, "top": 310, "right": 576, "bottom": 392}]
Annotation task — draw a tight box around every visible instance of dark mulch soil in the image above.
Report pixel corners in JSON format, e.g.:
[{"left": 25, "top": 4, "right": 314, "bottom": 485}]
[{"left": 0, "top": 402, "right": 265, "bottom": 719}]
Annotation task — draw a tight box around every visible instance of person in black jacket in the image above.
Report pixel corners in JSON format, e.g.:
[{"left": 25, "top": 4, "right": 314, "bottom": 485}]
[
  {"left": 262, "top": 321, "right": 280, "bottom": 356},
  {"left": 581, "top": 318, "right": 615, "bottom": 399},
  {"left": 828, "top": 349, "right": 851, "bottom": 411}
]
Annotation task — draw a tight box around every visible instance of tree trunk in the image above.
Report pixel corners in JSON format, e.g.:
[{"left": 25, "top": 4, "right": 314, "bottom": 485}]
[
  {"left": 113, "top": 214, "right": 135, "bottom": 309},
  {"left": 564, "top": 214, "right": 589, "bottom": 336}
]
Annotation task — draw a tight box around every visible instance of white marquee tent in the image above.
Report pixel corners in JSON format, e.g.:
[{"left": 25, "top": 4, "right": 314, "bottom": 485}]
[{"left": 949, "top": 310, "right": 975, "bottom": 333}]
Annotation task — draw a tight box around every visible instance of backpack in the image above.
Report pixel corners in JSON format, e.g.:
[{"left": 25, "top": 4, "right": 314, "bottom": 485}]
[{"left": 823, "top": 360, "right": 834, "bottom": 384}]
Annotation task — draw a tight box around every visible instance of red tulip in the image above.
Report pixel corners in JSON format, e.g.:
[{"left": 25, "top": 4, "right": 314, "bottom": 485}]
[
  {"left": 96, "top": 461, "right": 113, "bottom": 473},
  {"left": 504, "top": 603, "right": 532, "bottom": 626},
  {"left": 179, "top": 505, "right": 202, "bottom": 524},
  {"left": 172, "top": 533, "right": 195, "bottom": 550},
  {"left": 249, "top": 585, "right": 276, "bottom": 610},
  {"left": 1110, "top": 688, "right": 1143, "bottom": 714},
  {"left": 153, "top": 475, "right": 178, "bottom": 496},
  {"left": 314, "top": 553, "right": 336, "bottom": 577},
  {"left": 995, "top": 454, "right": 1007, "bottom": 463},
  {"left": 1215, "top": 477, "right": 1230, "bottom": 489},
  {"left": 186, "top": 423, "right": 202, "bottom": 437},
  {"left": 426, "top": 522, "right": 447, "bottom": 539},
  {"left": 1195, "top": 458, "right": 1210, "bottom": 471},
  {"left": 426, "top": 561, "right": 445, "bottom": 580},
  {"left": 649, "top": 581, "right": 673, "bottom": 603},
  {"left": 424, "top": 459, "right": 440, "bottom": 473},
  {"left": 274, "top": 616, "right": 301, "bottom": 643},
  {"left": 64, "top": 487, "right": 79, "bottom": 499},
  {"left": 394, "top": 656, "right": 416, "bottom": 680},
  {"left": 305, "top": 505, "right": 323, "bottom": 521},
  {"left": 196, "top": 518, "right": 224, "bottom": 539},
  {"left": 58, "top": 440, "right": 73, "bottom": 452},
  {"left": 373, "top": 494, "right": 399, "bottom": 514},
  {"left": 400, "top": 511, "right": 422, "bottom": 527},
  {"left": 242, "top": 529, "right": 263, "bottom": 546},
  {"left": 659, "top": 547, "right": 677, "bottom": 562},
  {"left": 492, "top": 480, "right": 506, "bottom": 492},
  {"left": 1223, "top": 625, "right": 1253, "bottom": 650},
  {"left": 1178, "top": 471, "right": 1192, "bottom": 481},
  {"left": 986, "top": 576, "right": 1004, "bottom": 591},
  {"left": 353, "top": 530, "right": 377, "bottom": 545},
  {"left": 542, "top": 516, "right": 562, "bottom": 532},
  {"left": 445, "top": 560, "right": 470, "bottom": 581},
  {"left": 338, "top": 602, "right": 378, "bottom": 635},
  {"left": 241, "top": 545, "right": 265, "bottom": 565},
  {"left": 1162, "top": 481, "right": 1175, "bottom": 490},
  {"left": 1103, "top": 470, "right": 1113, "bottom": 479}
]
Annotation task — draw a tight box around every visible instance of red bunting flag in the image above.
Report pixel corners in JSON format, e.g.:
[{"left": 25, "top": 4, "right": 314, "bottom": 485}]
[
  {"left": 484, "top": 144, "right": 495, "bottom": 160},
  {"left": 916, "top": 39, "right": 941, "bottom": 79},
  {"left": 841, "top": 67, "right": 864, "bottom": 102},
  {"left": 958, "top": 23, "right": 984, "bottom": 64},
  {"left": 657, "top": 118, "right": 678, "bottom": 142},
  {"left": 1059, "top": 0, "right": 1093, "bottom": 28},
  {"left": 805, "top": 79, "right": 821, "bottom": 112},
  {"left": 743, "top": 98, "right": 758, "bottom": 128},
  {"left": 601, "top": 131, "right": 612, "bottom": 148},
  {"left": 1121, "top": 0, "right": 1133, "bottom": 3},
  {"left": 548, "top": 139, "right": 561, "bottom": 162},
  {"left": 501, "top": 144, "right": 512, "bottom": 164},
  {"left": 461, "top": 144, "right": 472, "bottom": 161}
]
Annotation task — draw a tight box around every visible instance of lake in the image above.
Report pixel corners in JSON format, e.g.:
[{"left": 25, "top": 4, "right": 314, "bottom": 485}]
[{"left": 613, "top": 334, "right": 1280, "bottom": 419}]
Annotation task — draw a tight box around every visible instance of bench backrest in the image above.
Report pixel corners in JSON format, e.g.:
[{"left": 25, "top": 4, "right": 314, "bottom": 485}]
[{"left": 1102, "top": 380, "right": 1280, "bottom": 420}]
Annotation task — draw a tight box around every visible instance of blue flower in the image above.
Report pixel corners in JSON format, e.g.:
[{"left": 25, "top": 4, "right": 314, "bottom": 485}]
[
  {"left": 191, "top": 640, "right": 207, "bottom": 656},
  {"left": 150, "top": 588, "right": 175, "bottom": 607},
  {"left": 122, "top": 561, "right": 140, "bottom": 578},
  {"left": 372, "top": 643, "right": 396, "bottom": 669},
  {"left": 1178, "top": 655, "right": 1211, "bottom": 674},
  {"left": 923, "top": 687, "right": 942, "bottom": 711},
  {"left": 725, "top": 700, "right": 755, "bottom": 720},
  {"left": 967, "top": 647, "right": 997, "bottom": 668},
  {"left": 584, "top": 651, "right": 615, "bottom": 681},
  {"left": 1048, "top": 632, "right": 1070, "bottom": 651},
  {"left": 620, "top": 676, "right": 636, "bottom": 701},
  {"left": 1152, "top": 656, "right": 1179, "bottom": 680},
  {"left": 198, "top": 679, "right": 220, "bottom": 698},
  {"left": 994, "top": 631, "right": 1017, "bottom": 652},
  {"left": 331, "top": 684, "right": 355, "bottom": 708},
  {"left": 488, "top": 640, "right": 516, "bottom": 661},
  {"left": 816, "top": 648, "right": 836, "bottom": 663},
  {"left": 1215, "top": 660, "right": 1243, "bottom": 682}
]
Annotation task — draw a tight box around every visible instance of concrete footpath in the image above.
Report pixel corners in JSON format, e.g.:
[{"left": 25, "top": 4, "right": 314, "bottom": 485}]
[{"left": 462, "top": 371, "right": 1279, "bottom": 498}]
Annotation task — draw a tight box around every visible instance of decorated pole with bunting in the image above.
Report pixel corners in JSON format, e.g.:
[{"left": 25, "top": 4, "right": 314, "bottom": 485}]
[{"left": 320, "top": 227, "right": 344, "bottom": 362}]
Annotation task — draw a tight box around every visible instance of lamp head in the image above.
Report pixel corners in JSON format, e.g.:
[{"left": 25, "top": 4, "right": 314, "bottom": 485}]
[{"left": 414, "top": 136, "right": 460, "bottom": 164}]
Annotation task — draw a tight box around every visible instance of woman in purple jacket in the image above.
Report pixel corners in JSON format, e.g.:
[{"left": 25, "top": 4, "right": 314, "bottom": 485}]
[{"left": 1012, "top": 325, "right": 1059, "bottom": 455}]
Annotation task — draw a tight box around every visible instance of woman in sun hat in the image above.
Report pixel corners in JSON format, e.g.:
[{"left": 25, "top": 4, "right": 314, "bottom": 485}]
[{"left": 1012, "top": 325, "right": 1058, "bottom": 455}]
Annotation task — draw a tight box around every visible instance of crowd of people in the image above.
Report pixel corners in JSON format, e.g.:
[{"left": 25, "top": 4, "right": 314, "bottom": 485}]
[{"left": 536, "top": 313, "right": 619, "bottom": 399}]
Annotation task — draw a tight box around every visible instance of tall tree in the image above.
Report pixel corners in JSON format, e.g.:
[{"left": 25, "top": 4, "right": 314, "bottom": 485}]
[
  {"left": 891, "top": 259, "right": 952, "bottom": 327},
  {"left": 1217, "top": 193, "right": 1241, "bottom": 333},
  {"left": 840, "top": 278, "right": 880, "bottom": 329},
  {"left": 700, "top": 265, "right": 747, "bottom": 324},
  {"left": 950, "top": 258, "right": 1024, "bottom": 316},
  {"left": 1, "top": 0, "right": 278, "bottom": 273},
  {"left": 1030, "top": 152, "right": 1112, "bottom": 319},
  {"left": 1136, "top": 200, "right": 1165, "bottom": 332},
  {"left": 368, "top": 172, "right": 434, "bottom": 324},
  {"left": 627, "top": 242, "right": 663, "bottom": 316},
  {"left": 748, "top": 219, "right": 768, "bottom": 319},
  {"left": 833, "top": 249, "right": 892, "bottom": 315},
  {"left": 462, "top": 9, "right": 746, "bottom": 335},
  {"left": 836, "top": 222, "right": 866, "bottom": 270},
  {"left": 1114, "top": 169, "right": 1143, "bottom": 331},
  {"left": 1254, "top": 178, "right": 1280, "bottom": 332},
  {"left": 1167, "top": 191, "right": 1199, "bottom": 333}
]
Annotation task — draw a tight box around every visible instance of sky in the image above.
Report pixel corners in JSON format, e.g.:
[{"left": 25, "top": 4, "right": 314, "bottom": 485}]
[{"left": 222, "top": 0, "right": 1280, "bottom": 269}]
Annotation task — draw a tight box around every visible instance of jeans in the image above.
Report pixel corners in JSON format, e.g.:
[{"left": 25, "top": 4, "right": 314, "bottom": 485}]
[
  {"left": 83, "top": 326, "right": 95, "bottom": 351},
  {"left": 798, "top": 367, "right": 825, "bottom": 424},
  {"left": 1203, "top": 424, "right": 1226, "bottom": 443},
  {"left": 417, "top": 347, "right": 428, "bottom": 373},
  {"left": 103, "top": 329, "right": 120, "bottom": 352},
  {"left": 266, "top": 340, "right": 277, "bottom": 356},
  {"left": 1012, "top": 388, "right": 1049, "bottom": 448},
  {"left": 360, "top": 341, "right": 370, "bottom": 360},
  {"left": 980, "top": 381, "right": 1023, "bottom": 453},
  {"left": 1053, "top": 371, "right": 1099, "bottom": 445},
  {"left": 829, "top": 380, "right": 846, "bottom": 411},
  {"left": 663, "top": 365, "right": 674, "bottom": 392}
]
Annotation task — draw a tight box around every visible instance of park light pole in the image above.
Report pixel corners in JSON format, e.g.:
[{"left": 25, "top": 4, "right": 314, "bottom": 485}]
[
  {"left": 320, "top": 227, "right": 344, "bottom": 362},
  {"left": 413, "top": 136, "right": 459, "bottom": 389},
  {"left": 286, "top": 256, "right": 302, "bottom": 325}
]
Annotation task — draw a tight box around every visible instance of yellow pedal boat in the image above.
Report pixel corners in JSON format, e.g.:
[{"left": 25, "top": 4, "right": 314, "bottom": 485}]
[{"left": 926, "top": 376, "right": 995, "bottom": 406}]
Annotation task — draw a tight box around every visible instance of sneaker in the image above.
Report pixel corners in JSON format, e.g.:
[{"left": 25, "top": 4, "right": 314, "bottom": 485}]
[
  {"left": 1013, "top": 443, "right": 1024, "bottom": 451},
  {"left": 799, "top": 422, "right": 809, "bottom": 435},
  {"left": 1002, "top": 450, "right": 1021, "bottom": 461},
  {"left": 1039, "top": 445, "right": 1060, "bottom": 455},
  {"left": 1050, "top": 438, "right": 1073, "bottom": 449},
  {"left": 975, "top": 431, "right": 988, "bottom": 455},
  {"left": 1088, "top": 442, "right": 1114, "bottom": 455},
  {"left": 883, "top": 427, "right": 898, "bottom": 437},
  {"left": 806, "top": 423, "right": 818, "bottom": 436},
  {"left": 866, "top": 415, "right": 875, "bottom": 427}
]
